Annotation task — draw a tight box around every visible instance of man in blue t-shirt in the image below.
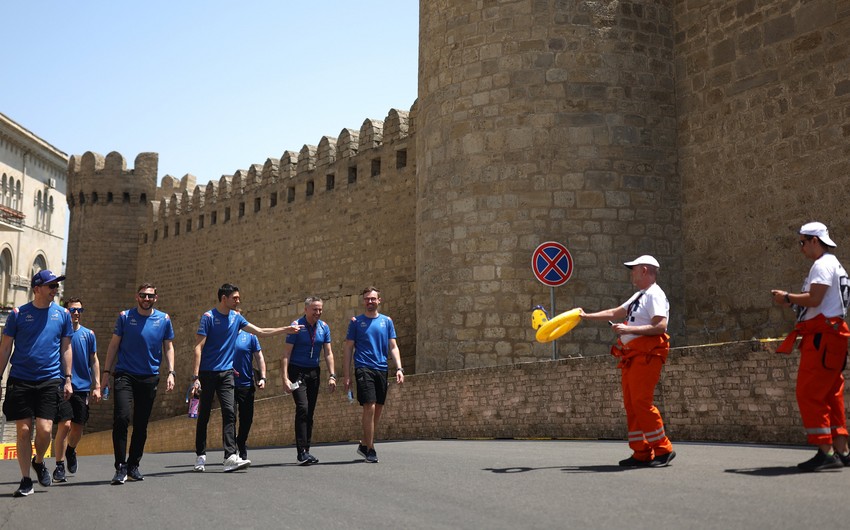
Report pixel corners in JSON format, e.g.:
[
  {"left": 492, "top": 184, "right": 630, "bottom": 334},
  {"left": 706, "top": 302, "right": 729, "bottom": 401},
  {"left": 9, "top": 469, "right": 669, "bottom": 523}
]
[
  {"left": 282, "top": 296, "right": 337, "bottom": 465},
  {"left": 343, "top": 286, "right": 404, "bottom": 464},
  {"left": 51, "top": 297, "right": 101, "bottom": 483},
  {"left": 0, "top": 270, "right": 73, "bottom": 497},
  {"left": 100, "top": 283, "right": 175, "bottom": 485},
  {"left": 191, "top": 283, "right": 300, "bottom": 473},
  {"left": 232, "top": 308, "right": 266, "bottom": 462}
]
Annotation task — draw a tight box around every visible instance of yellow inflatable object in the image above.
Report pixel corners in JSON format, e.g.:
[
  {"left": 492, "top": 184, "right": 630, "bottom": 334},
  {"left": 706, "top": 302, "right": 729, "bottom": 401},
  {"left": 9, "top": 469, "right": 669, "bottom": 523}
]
[{"left": 532, "top": 307, "right": 581, "bottom": 343}]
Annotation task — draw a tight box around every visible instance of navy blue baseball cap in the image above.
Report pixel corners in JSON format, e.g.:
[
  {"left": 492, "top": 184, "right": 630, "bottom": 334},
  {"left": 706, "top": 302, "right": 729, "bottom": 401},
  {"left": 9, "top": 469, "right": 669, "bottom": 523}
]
[{"left": 31, "top": 270, "right": 66, "bottom": 287}]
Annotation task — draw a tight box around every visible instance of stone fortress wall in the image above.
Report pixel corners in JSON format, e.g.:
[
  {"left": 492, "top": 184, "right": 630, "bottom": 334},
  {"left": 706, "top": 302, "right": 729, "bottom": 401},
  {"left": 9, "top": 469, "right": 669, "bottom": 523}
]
[{"left": 65, "top": 1, "right": 850, "bottom": 440}]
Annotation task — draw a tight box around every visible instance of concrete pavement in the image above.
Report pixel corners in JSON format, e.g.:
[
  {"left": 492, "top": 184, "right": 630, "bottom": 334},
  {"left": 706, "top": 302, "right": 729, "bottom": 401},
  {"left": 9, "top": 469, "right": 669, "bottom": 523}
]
[{"left": 0, "top": 439, "right": 846, "bottom": 529}]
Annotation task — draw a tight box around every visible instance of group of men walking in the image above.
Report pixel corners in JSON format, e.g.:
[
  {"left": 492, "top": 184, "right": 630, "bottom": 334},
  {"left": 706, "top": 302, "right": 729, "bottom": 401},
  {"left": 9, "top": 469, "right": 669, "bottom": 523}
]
[
  {"left": 1, "top": 280, "right": 404, "bottom": 497},
  {"left": 3, "top": 219, "right": 848, "bottom": 498}
]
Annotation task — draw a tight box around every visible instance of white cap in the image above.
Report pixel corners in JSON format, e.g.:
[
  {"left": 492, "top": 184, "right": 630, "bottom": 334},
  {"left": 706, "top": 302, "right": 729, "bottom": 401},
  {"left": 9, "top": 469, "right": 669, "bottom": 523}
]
[
  {"left": 623, "top": 255, "right": 660, "bottom": 269},
  {"left": 800, "top": 222, "right": 836, "bottom": 248}
]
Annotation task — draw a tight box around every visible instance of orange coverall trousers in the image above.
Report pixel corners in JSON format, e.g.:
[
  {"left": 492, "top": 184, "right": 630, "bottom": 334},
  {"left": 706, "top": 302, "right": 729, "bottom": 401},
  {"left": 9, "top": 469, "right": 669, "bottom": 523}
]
[
  {"left": 613, "top": 334, "right": 673, "bottom": 461},
  {"left": 778, "top": 314, "right": 849, "bottom": 446}
]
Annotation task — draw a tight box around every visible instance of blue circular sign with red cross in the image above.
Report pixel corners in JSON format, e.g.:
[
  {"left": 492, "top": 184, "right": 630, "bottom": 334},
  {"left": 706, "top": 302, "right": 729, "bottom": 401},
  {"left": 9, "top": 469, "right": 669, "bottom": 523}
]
[{"left": 532, "top": 241, "right": 573, "bottom": 287}]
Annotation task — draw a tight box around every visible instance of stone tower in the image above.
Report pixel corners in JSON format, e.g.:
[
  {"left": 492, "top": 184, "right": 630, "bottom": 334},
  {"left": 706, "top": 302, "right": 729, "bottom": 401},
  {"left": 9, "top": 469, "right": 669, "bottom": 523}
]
[
  {"left": 416, "top": 0, "right": 681, "bottom": 371},
  {"left": 65, "top": 151, "right": 158, "bottom": 357}
]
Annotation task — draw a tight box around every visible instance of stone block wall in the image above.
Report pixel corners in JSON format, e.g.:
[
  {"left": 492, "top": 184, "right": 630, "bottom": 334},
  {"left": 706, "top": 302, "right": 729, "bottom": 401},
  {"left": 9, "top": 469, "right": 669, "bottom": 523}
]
[
  {"left": 76, "top": 340, "right": 826, "bottom": 455},
  {"left": 71, "top": 108, "right": 416, "bottom": 432},
  {"left": 675, "top": 0, "right": 850, "bottom": 342}
]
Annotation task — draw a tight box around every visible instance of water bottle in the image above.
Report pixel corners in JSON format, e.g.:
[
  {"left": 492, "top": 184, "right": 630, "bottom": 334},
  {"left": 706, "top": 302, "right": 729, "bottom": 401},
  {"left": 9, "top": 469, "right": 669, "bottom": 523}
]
[
  {"left": 186, "top": 386, "right": 200, "bottom": 419},
  {"left": 347, "top": 390, "right": 355, "bottom": 404},
  {"left": 102, "top": 386, "right": 110, "bottom": 401}
]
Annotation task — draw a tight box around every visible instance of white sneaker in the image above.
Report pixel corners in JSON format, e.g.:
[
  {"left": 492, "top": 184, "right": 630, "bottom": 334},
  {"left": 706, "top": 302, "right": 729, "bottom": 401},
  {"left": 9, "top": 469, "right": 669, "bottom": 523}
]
[
  {"left": 194, "top": 455, "right": 206, "bottom": 472},
  {"left": 223, "top": 454, "right": 250, "bottom": 472}
]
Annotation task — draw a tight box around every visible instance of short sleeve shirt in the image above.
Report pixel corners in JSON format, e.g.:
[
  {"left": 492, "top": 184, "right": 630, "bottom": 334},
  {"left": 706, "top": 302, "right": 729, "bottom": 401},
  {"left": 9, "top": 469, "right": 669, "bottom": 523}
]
[
  {"left": 345, "top": 314, "right": 396, "bottom": 371},
  {"left": 4, "top": 302, "right": 73, "bottom": 381},
  {"left": 618, "top": 283, "right": 669, "bottom": 345},
  {"left": 798, "top": 253, "right": 849, "bottom": 321},
  {"left": 286, "top": 316, "right": 331, "bottom": 368},
  {"left": 113, "top": 308, "right": 175, "bottom": 376},
  {"left": 197, "top": 308, "right": 248, "bottom": 371}
]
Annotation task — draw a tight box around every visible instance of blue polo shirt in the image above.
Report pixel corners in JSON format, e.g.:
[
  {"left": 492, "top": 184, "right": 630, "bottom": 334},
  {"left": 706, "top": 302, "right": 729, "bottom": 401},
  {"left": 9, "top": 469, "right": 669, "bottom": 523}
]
[
  {"left": 345, "top": 314, "right": 396, "bottom": 371},
  {"left": 285, "top": 316, "right": 331, "bottom": 368},
  {"left": 70, "top": 325, "right": 97, "bottom": 391},
  {"left": 233, "top": 331, "right": 261, "bottom": 387},
  {"left": 113, "top": 308, "right": 175, "bottom": 376},
  {"left": 4, "top": 302, "right": 73, "bottom": 381},
  {"left": 197, "top": 308, "right": 248, "bottom": 371}
]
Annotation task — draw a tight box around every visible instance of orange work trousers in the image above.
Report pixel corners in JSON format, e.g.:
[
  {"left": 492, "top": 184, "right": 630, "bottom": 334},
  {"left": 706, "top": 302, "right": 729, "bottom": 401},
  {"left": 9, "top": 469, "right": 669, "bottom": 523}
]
[
  {"left": 796, "top": 331, "right": 848, "bottom": 446},
  {"left": 621, "top": 354, "right": 673, "bottom": 460}
]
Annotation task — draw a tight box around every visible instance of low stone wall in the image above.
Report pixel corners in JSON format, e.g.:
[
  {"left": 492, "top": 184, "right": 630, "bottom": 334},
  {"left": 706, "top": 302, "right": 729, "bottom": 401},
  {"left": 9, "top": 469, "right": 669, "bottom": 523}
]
[{"left": 77, "top": 339, "right": 829, "bottom": 456}]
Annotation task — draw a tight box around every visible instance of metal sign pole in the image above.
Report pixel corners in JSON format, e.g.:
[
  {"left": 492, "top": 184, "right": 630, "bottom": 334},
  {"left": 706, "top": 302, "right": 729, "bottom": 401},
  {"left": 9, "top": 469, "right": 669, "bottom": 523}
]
[{"left": 550, "top": 287, "right": 558, "bottom": 360}]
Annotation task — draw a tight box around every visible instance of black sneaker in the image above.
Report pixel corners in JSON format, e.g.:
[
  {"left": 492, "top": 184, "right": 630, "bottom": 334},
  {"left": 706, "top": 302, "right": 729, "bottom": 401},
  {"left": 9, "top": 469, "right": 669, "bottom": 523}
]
[
  {"left": 66, "top": 447, "right": 78, "bottom": 474},
  {"left": 649, "top": 451, "right": 676, "bottom": 467},
  {"left": 798, "top": 450, "right": 843, "bottom": 472},
  {"left": 837, "top": 451, "right": 850, "bottom": 467},
  {"left": 111, "top": 464, "right": 127, "bottom": 485},
  {"left": 13, "top": 477, "right": 34, "bottom": 497},
  {"left": 357, "top": 444, "right": 368, "bottom": 459},
  {"left": 365, "top": 448, "right": 379, "bottom": 463},
  {"left": 304, "top": 452, "right": 319, "bottom": 464},
  {"left": 297, "top": 451, "right": 311, "bottom": 466},
  {"left": 31, "top": 458, "right": 51, "bottom": 487},
  {"left": 618, "top": 456, "right": 652, "bottom": 467},
  {"left": 127, "top": 466, "right": 144, "bottom": 481},
  {"left": 53, "top": 461, "right": 67, "bottom": 483}
]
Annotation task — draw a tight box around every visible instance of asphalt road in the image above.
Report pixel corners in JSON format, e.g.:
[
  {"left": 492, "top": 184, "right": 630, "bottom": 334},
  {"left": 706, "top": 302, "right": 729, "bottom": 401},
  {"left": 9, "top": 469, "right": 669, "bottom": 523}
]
[{"left": 0, "top": 439, "right": 846, "bottom": 530}]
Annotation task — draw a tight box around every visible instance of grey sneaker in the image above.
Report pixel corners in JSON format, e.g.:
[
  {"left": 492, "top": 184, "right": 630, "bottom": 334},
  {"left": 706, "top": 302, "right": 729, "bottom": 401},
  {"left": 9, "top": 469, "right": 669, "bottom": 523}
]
[
  {"left": 194, "top": 454, "right": 206, "bottom": 472},
  {"left": 305, "top": 452, "right": 319, "bottom": 464},
  {"left": 297, "top": 451, "right": 311, "bottom": 466},
  {"left": 223, "top": 454, "right": 250, "bottom": 472},
  {"left": 111, "top": 464, "right": 127, "bottom": 485},
  {"left": 649, "top": 451, "right": 676, "bottom": 467},
  {"left": 365, "top": 448, "right": 379, "bottom": 463},
  {"left": 127, "top": 466, "right": 144, "bottom": 481},
  {"left": 13, "top": 477, "right": 34, "bottom": 497},
  {"left": 53, "top": 461, "right": 67, "bottom": 483},
  {"left": 31, "top": 458, "right": 51, "bottom": 487},
  {"left": 798, "top": 450, "right": 843, "bottom": 472}
]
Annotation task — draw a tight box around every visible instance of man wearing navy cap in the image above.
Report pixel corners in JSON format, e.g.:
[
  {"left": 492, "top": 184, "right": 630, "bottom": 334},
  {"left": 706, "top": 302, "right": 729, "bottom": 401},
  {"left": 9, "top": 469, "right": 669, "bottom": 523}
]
[
  {"left": 580, "top": 256, "right": 675, "bottom": 467},
  {"left": 0, "top": 270, "right": 73, "bottom": 497}
]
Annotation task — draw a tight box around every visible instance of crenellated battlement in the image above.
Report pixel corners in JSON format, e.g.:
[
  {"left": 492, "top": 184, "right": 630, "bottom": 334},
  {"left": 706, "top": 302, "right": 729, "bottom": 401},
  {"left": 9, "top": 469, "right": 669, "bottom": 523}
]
[
  {"left": 67, "top": 151, "right": 159, "bottom": 208},
  {"left": 146, "top": 105, "right": 415, "bottom": 230}
]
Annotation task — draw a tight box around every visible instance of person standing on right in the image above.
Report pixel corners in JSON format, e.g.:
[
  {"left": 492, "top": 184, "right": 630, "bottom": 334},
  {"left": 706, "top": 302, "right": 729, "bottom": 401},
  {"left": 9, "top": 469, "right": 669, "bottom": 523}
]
[
  {"left": 282, "top": 296, "right": 337, "bottom": 465},
  {"left": 101, "top": 283, "right": 176, "bottom": 485},
  {"left": 343, "top": 287, "right": 404, "bottom": 463},
  {"left": 772, "top": 222, "right": 850, "bottom": 471},
  {"left": 580, "top": 256, "right": 675, "bottom": 467}
]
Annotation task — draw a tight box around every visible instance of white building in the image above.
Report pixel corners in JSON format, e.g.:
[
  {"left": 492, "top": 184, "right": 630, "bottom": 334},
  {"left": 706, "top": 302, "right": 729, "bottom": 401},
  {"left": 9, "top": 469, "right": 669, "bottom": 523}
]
[{"left": 0, "top": 112, "right": 67, "bottom": 319}]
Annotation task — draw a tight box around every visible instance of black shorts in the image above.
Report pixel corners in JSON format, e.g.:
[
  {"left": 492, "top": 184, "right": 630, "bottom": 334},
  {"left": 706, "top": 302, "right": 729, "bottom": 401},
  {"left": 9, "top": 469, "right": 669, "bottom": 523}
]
[
  {"left": 55, "top": 391, "right": 90, "bottom": 425},
  {"left": 355, "top": 367, "right": 388, "bottom": 405},
  {"left": 2, "top": 377, "right": 62, "bottom": 421}
]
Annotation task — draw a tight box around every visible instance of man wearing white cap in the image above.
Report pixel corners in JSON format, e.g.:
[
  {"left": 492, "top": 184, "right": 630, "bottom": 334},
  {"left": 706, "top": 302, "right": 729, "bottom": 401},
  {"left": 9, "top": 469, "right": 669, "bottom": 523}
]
[
  {"left": 772, "top": 222, "right": 850, "bottom": 471},
  {"left": 580, "top": 255, "right": 675, "bottom": 467}
]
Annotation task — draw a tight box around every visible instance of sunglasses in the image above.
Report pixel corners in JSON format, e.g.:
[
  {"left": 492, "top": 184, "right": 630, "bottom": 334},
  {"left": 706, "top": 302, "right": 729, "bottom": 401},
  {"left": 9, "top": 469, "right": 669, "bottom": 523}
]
[
  {"left": 46, "top": 283, "right": 60, "bottom": 289},
  {"left": 138, "top": 293, "right": 156, "bottom": 299},
  {"left": 68, "top": 308, "right": 84, "bottom": 314}
]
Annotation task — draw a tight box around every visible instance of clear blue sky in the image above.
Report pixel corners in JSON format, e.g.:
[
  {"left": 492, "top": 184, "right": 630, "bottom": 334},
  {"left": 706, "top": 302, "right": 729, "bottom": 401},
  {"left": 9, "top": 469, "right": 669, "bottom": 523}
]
[{"left": 2, "top": 1, "right": 419, "bottom": 184}]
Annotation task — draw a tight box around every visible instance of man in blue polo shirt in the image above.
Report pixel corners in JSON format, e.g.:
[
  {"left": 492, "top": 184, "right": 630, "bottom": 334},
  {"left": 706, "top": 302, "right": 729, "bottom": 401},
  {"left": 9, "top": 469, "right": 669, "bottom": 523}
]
[
  {"left": 51, "top": 297, "right": 101, "bottom": 483},
  {"left": 282, "top": 296, "right": 337, "bottom": 465},
  {"left": 0, "top": 270, "right": 73, "bottom": 497},
  {"left": 191, "top": 283, "right": 300, "bottom": 473},
  {"left": 232, "top": 308, "right": 266, "bottom": 462},
  {"left": 343, "top": 286, "right": 404, "bottom": 464},
  {"left": 100, "top": 283, "right": 175, "bottom": 485}
]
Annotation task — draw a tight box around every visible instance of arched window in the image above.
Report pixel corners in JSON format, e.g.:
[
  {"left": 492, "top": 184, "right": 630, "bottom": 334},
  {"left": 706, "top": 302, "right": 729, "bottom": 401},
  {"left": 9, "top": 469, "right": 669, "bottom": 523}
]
[
  {"left": 12, "top": 179, "right": 20, "bottom": 210},
  {"left": 0, "top": 248, "right": 12, "bottom": 307},
  {"left": 29, "top": 255, "right": 48, "bottom": 300},
  {"left": 36, "top": 190, "right": 43, "bottom": 228},
  {"left": 1, "top": 174, "right": 7, "bottom": 207},
  {"left": 47, "top": 195, "right": 54, "bottom": 231}
]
